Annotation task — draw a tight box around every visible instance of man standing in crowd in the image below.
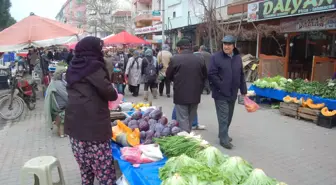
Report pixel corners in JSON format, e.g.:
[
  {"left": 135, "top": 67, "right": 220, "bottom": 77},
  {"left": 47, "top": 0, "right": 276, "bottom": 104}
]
[
  {"left": 157, "top": 44, "right": 172, "bottom": 97},
  {"left": 198, "top": 45, "right": 212, "bottom": 94},
  {"left": 166, "top": 38, "right": 207, "bottom": 133},
  {"left": 208, "top": 35, "right": 247, "bottom": 149}
]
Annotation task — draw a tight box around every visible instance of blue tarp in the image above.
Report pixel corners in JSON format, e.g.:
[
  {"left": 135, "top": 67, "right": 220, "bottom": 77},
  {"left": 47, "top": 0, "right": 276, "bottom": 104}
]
[
  {"left": 111, "top": 142, "right": 166, "bottom": 185},
  {"left": 249, "top": 85, "right": 336, "bottom": 110}
]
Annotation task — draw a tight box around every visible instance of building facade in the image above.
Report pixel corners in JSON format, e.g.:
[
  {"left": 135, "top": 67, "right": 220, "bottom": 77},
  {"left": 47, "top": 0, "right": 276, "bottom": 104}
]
[{"left": 55, "top": 0, "right": 132, "bottom": 38}]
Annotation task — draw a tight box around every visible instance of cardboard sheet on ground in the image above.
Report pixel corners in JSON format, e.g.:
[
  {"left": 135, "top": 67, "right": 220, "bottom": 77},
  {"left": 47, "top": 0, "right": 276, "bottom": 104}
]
[
  {"left": 111, "top": 142, "right": 166, "bottom": 185},
  {"left": 249, "top": 85, "right": 336, "bottom": 110}
]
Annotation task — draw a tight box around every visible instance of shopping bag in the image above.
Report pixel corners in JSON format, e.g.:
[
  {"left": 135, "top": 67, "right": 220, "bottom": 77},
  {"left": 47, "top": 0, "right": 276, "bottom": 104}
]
[
  {"left": 109, "top": 94, "right": 124, "bottom": 110},
  {"left": 244, "top": 96, "right": 259, "bottom": 113}
]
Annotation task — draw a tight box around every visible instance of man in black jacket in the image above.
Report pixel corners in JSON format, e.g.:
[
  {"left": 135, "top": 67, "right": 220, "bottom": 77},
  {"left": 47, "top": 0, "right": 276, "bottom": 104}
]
[
  {"left": 208, "top": 35, "right": 247, "bottom": 149},
  {"left": 166, "top": 38, "right": 207, "bottom": 133}
]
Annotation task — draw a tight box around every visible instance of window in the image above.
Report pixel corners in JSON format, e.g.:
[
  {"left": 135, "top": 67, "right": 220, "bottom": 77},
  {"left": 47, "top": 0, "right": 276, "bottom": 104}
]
[
  {"left": 173, "top": 12, "right": 176, "bottom": 18},
  {"left": 76, "top": 0, "right": 82, "bottom": 4}
]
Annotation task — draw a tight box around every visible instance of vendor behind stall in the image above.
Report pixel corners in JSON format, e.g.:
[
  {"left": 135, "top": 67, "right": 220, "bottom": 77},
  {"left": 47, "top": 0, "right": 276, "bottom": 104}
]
[{"left": 44, "top": 66, "right": 68, "bottom": 137}]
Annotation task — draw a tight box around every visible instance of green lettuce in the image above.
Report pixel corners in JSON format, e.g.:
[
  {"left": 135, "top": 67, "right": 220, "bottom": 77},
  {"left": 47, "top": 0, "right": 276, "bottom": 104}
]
[
  {"left": 218, "top": 156, "right": 253, "bottom": 185},
  {"left": 161, "top": 173, "right": 189, "bottom": 185},
  {"left": 240, "top": 168, "right": 277, "bottom": 185},
  {"left": 196, "top": 146, "right": 228, "bottom": 168}
]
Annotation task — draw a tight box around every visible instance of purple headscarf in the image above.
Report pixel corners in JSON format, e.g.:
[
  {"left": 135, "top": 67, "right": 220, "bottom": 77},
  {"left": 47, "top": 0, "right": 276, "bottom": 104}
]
[{"left": 66, "top": 36, "right": 107, "bottom": 85}]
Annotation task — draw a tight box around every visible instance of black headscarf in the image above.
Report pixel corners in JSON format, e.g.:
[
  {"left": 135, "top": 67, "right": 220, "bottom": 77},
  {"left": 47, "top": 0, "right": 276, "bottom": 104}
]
[{"left": 66, "top": 36, "right": 106, "bottom": 85}]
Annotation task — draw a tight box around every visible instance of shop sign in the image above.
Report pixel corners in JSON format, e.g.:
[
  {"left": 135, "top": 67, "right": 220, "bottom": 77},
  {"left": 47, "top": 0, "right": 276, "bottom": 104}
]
[
  {"left": 280, "top": 13, "right": 336, "bottom": 32},
  {"left": 135, "top": 24, "right": 162, "bottom": 35},
  {"left": 152, "top": 10, "right": 161, "bottom": 16},
  {"left": 248, "top": 0, "right": 336, "bottom": 22}
]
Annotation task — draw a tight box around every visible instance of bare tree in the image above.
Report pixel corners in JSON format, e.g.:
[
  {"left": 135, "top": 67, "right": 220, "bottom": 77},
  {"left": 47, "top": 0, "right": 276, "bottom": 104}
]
[
  {"left": 68, "top": 0, "right": 132, "bottom": 35},
  {"left": 190, "top": 0, "right": 285, "bottom": 54}
]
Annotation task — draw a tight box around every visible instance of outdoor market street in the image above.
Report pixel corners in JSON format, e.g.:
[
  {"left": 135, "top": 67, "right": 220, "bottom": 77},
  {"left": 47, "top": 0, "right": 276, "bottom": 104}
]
[{"left": 0, "top": 88, "right": 336, "bottom": 185}]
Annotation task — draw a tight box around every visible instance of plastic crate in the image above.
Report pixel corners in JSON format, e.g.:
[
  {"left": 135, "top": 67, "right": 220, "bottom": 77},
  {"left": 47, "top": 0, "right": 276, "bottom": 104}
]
[{"left": 317, "top": 114, "right": 336, "bottom": 129}]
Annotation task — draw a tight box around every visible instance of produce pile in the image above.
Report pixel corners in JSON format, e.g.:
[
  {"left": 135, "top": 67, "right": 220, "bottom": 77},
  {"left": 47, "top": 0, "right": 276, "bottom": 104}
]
[
  {"left": 254, "top": 77, "right": 336, "bottom": 99},
  {"left": 155, "top": 133, "right": 287, "bottom": 185},
  {"left": 132, "top": 102, "right": 151, "bottom": 110},
  {"left": 283, "top": 95, "right": 336, "bottom": 114},
  {"left": 112, "top": 108, "right": 183, "bottom": 146}
]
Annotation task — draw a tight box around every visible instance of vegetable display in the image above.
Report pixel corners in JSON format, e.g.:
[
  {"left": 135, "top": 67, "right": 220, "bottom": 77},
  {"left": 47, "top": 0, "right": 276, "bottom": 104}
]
[
  {"left": 240, "top": 168, "right": 277, "bottom": 185},
  {"left": 218, "top": 156, "right": 253, "bottom": 185},
  {"left": 254, "top": 77, "right": 336, "bottom": 99},
  {"left": 117, "top": 108, "right": 183, "bottom": 145},
  {"left": 154, "top": 135, "right": 208, "bottom": 158},
  {"left": 157, "top": 133, "right": 286, "bottom": 185}
]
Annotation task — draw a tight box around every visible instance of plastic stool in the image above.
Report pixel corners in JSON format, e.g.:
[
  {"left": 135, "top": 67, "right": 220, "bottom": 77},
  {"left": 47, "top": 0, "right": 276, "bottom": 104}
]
[{"left": 20, "top": 156, "right": 65, "bottom": 185}]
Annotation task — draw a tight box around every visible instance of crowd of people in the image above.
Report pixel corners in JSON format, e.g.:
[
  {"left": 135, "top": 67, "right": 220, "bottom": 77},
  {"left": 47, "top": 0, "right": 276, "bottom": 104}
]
[{"left": 43, "top": 35, "right": 247, "bottom": 185}]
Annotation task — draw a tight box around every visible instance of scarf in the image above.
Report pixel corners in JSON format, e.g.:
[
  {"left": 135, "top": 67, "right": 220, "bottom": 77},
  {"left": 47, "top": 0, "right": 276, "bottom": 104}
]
[{"left": 66, "top": 36, "right": 107, "bottom": 85}]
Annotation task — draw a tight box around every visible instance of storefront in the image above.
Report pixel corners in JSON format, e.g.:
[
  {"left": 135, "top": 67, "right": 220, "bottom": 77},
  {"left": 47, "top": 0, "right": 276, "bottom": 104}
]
[
  {"left": 248, "top": 0, "right": 336, "bottom": 82},
  {"left": 135, "top": 24, "right": 163, "bottom": 48}
]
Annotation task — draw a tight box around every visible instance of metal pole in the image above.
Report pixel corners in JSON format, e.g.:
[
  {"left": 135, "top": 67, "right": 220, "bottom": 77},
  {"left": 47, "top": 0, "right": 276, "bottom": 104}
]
[{"left": 161, "top": 0, "right": 165, "bottom": 49}]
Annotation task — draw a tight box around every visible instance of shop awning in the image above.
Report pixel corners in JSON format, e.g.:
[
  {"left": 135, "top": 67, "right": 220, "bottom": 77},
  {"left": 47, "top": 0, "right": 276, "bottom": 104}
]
[
  {"left": 0, "top": 15, "right": 82, "bottom": 52},
  {"left": 104, "top": 31, "right": 150, "bottom": 45}
]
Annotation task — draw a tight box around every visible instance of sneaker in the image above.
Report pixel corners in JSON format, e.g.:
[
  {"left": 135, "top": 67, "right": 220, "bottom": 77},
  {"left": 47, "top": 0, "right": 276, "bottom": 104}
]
[
  {"left": 167, "top": 94, "right": 171, "bottom": 98},
  {"left": 220, "top": 142, "right": 233, "bottom": 149},
  {"left": 192, "top": 125, "right": 206, "bottom": 130},
  {"left": 229, "top": 137, "right": 233, "bottom": 142}
]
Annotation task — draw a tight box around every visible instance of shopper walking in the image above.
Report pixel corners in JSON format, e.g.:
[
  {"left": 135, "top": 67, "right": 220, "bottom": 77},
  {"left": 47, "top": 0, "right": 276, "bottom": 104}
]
[
  {"left": 157, "top": 44, "right": 172, "bottom": 97},
  {"left": 195, "top": 45, "right": 212, "bottom": 94},
  {"left": 125, "top": 50, "right": 142, "bottom": 97},
  {"left": 65, "top": 36, "right": 118, "bottom": 185},
  {"left": 208, "top": 35, "right": 247, "bottom": 149},
  {"left": 142, "top": 49, "right": 159, "bottom": 101},
  {"left": 166, "top": 38, "right": 207, "bottom": 133}
]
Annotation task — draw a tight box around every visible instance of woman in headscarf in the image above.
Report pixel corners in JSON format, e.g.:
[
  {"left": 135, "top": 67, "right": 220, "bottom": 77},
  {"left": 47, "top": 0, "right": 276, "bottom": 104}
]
[
  {"left": 125, "top": 50, "right": 142, "bottom": 97},
  {"left": 141, "top": 48, "right": 159, "bottom": 101},
  {"left": 65, "top": 36, "right": 118, "bottom": 185},
  {"left": 44, "top": 66, "right": 68, "bottom": 137}
]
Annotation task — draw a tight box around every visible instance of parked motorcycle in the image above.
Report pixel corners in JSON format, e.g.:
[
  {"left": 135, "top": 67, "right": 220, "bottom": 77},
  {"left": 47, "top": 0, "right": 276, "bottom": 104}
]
[{"left": 0, "top": 64, "right": 37, "bottom": 120}]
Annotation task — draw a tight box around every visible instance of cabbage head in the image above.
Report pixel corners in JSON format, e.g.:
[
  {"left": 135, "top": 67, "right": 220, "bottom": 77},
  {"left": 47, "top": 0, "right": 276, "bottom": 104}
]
[
  {"left": 218, "top": 156, "right": 252, "bottom": 185},
  {"left": 240, "top": 168, "right": 277, "bottom": 185}
]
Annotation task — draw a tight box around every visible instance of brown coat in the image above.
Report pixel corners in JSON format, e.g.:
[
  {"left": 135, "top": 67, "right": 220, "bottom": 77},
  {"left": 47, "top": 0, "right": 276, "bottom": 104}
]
[{"left": 65, "top": 68, "right": 118, "bottom": 141}]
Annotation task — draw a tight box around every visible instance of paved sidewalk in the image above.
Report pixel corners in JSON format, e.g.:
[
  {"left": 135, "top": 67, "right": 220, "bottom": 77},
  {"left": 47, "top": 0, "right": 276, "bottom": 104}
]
[{"left": 0, "top": 90, "right": 335, "bottom": 185}]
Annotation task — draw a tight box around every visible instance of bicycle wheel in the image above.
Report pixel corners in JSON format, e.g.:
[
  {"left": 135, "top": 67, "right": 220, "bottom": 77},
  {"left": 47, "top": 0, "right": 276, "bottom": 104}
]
[{"left": 0, "top": 95, "right": 25, "bottom": 120}]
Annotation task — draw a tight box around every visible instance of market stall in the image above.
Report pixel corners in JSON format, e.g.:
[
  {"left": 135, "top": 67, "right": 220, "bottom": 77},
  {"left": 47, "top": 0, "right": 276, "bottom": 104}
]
[
  {"left": 251, "top": 76, "right": 336, "bottom": 110},
  {"left": 110, "top": 100, "right": 287, "bottom": 185}
]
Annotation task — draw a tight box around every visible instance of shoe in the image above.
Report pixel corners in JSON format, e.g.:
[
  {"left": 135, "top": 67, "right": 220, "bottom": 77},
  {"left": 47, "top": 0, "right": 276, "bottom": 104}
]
[
  {"left": 144, "top": 91, "right": 149, "bottom": 101},
  {"left": 220, "top": 142, "right": 233, "bottom": 149},
  {"left": 229, "top": 137, "right": 232, "bottom": 142},
  {"left": 160, "top": 93, "right": 163, "bottom": 96},
  {"left": 167, "top": 94, "right": 170, "bottom": 98},
  {"left": 152, "top": 88, "right": 158, "bottom": 99},
  {"left": 192, "top": 125, "right": 206, "bottom": 130}
]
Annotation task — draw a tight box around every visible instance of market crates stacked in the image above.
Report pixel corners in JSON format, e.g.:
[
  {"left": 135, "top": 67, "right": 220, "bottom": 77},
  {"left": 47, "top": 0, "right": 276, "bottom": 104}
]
[
  {"left": 317, "top": 114, "right": 336, "bottom": 129},
  {"left": 279, "top": 102, "right": 299, "bottom": 118},
  {"left": 297, "top": 107, "right": 320, "bottom": 123}
]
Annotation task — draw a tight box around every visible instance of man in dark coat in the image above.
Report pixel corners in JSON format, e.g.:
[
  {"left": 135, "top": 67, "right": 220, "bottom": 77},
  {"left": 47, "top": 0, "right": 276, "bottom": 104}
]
[
  {"left": 208, "top": 35, "right": 247, "bottom": 149},
  {"left": 166, "top": 38, "right": 207, "bottom": 133}
]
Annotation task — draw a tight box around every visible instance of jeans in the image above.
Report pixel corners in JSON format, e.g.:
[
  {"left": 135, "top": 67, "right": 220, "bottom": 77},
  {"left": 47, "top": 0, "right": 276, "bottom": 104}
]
[
  {"left": 172, "top": 106, "right": 198, "bottom": 127},
  {"left": 174, "top": 104, "right": 198, "bottom": 132},
  {"left": 159, "top": 77, "right": 171, "bottom": 95},
  {"left": 214, "top": 99, "right": 236, "bottom": 143},
  {"left": 114, "top": 84, "right": 124, "bottom": 94}
]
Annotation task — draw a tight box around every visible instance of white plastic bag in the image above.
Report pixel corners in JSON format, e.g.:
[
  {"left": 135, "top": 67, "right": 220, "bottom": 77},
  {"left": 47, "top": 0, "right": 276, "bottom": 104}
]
[
  {"left": 138, "top": 144, "right": 163, "bottom": 162},
  {"left": 116, "top": 175, "right": 129, "bottom": 185}
]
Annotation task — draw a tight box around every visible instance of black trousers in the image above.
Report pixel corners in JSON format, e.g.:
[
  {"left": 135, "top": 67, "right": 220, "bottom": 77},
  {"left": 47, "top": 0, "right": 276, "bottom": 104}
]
[
  {"left": 215, "top": 99, "right": 236, "bottom": 143},
  {"left": 159, "top": 77, "right": 171, "bottom": 95},
  {"left": 129, "top": 85, "right": 140, "bottom": 96},
  {"left": 144, "top": 83, "right": 157, "bottom": 91}
]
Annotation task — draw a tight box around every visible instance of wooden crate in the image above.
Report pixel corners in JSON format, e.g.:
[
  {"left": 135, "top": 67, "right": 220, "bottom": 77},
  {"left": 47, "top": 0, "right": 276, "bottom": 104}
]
[
  {"left": 298, "top": 107, "right": 320, "bottom": 123},
  {"left": 279, "top": 102, "right": 299, "bottom": 118}
]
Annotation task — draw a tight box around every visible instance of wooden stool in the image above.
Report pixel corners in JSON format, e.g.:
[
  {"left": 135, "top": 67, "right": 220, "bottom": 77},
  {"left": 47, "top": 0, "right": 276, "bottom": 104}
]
[{"left": 20, "top": 156, "right": 65, "bottom": 185}]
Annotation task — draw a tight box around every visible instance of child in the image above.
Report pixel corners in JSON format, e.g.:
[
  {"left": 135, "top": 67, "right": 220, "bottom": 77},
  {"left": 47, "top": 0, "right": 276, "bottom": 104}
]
[{"left": 111, "top": 63, "right": 126, "bottom": 94}]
